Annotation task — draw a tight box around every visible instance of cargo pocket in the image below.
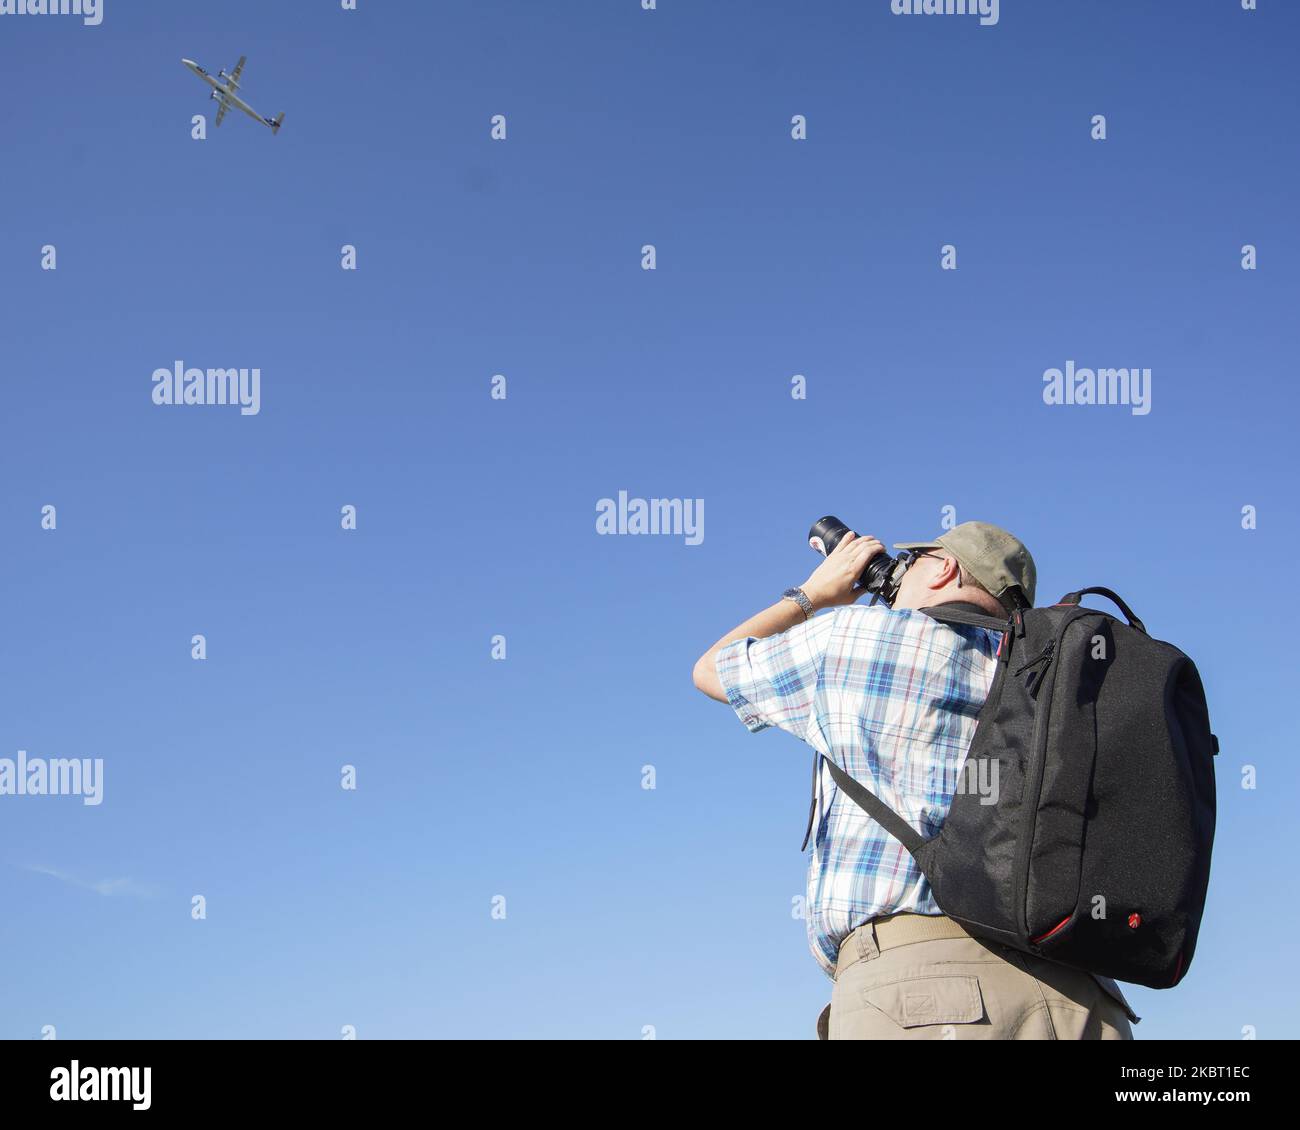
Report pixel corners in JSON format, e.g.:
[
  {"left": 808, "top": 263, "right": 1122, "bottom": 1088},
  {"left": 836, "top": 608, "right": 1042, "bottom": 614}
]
[{"left": 863, "top": 975, "right": 985, "bottom": 1029}]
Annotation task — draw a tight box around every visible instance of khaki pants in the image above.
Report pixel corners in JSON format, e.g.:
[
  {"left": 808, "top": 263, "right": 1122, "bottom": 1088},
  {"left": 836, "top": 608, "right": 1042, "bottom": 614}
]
[{"left": 818, "top": 914, "right": 1134, "bottom": 1040}]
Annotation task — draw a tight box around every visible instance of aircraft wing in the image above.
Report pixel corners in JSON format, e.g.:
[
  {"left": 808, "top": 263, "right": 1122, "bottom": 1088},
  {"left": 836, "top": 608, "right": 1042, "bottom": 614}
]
[
  {"left": 215, "top": 96, "right": 230, "bottom": 127},
  {"left": 228, "top": 55, "right": 246, "bottom": 90}
]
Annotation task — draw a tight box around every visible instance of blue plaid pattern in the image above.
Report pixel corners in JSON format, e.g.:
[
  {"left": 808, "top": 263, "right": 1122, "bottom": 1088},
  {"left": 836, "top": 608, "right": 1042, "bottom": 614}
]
[{"left": 716, "top": 603, "right": 1001, "bottom": 978}]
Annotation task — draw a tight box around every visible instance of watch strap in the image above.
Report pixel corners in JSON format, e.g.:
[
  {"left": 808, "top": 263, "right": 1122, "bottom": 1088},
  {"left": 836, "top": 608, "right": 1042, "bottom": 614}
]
[{"left": 782, "top": 587, "right": 815, "bottom": 620}]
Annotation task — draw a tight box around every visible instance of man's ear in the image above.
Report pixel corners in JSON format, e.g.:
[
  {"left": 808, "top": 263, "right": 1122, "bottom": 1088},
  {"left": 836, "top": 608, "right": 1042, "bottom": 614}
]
[{"left": 931, "top": 556, "right": 961, "bottom": 590}]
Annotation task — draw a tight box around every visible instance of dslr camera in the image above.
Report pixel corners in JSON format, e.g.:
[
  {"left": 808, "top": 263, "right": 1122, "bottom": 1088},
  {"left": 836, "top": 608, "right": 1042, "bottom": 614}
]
[{"left": 807, "top": 515, "right": 917, "bottom": 607}]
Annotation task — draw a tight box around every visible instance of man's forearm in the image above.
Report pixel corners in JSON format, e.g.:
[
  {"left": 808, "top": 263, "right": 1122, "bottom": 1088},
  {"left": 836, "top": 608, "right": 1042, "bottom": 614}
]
[
  {"left": 692, "top": 531, "right": 883, "bottom": 704},
  {"left": 692, "top": 598, "right": 809, "bottom": 703}
]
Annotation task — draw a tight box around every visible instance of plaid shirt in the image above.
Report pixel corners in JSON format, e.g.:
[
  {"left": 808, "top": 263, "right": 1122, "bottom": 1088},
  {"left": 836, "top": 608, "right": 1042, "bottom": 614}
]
[{"left": 716, "top": 602, "right": 1001, "bottom": 978}]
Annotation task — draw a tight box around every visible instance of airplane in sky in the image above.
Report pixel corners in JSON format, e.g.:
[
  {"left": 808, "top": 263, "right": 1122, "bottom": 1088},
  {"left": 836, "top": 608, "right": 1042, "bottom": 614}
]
[{"left": 182, "top": 56, "right": 284, "bottom": 135}]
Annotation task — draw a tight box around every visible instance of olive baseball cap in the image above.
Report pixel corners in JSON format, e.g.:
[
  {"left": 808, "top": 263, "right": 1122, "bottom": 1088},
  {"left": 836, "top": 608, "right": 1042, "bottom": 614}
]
[{"left": 893, "top": 522, "right": 1037, "bottom": 610}]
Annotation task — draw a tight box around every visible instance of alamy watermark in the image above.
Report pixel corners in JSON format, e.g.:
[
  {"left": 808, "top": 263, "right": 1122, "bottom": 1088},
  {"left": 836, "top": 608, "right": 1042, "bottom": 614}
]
[
  {"left": 891, "top": 0, "right": 998, "bottom": 27},
  {"left": 152, "top": 361, "right": 261, "bottom": 416},
  {"left": 929, "top": 756, "right": 1000, "bottom": 805},
  {"left": 50, "top": 1061, "right": 150, "bottom": 1110},
  {"left": 1042, "top": 361, "right": 1151, "bottom": 416},
  {"left": 0, "top": 0, "right": 102, "bottom": 25},
  {"left": 1, "top": 751, "right": 103, "bottom": 806},
  {"left": 596, "top": 491, "right": 704, "bottom": 546}
]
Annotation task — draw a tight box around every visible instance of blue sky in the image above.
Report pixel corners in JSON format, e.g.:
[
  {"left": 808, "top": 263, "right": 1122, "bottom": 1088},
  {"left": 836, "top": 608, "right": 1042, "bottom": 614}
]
[{"left": 0, "top": 0, "right": 1295, "bottom": 1039}]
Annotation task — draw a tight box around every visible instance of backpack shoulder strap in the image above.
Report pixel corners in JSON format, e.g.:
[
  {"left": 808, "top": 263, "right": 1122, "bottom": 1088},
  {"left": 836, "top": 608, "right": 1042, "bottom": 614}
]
[
  {"left": 820, "top": 756, "right": 925, "bottom": 857},
  {"left": 921, "top": 602, "right": 1010, "bottom": 632}
]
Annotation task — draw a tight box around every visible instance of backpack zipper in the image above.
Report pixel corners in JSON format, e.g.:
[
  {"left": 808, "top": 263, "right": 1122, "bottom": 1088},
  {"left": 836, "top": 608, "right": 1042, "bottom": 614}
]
[
  {"left": 1013, "top": 641, "right": 1055, "bottom": 678},
  {"left": 1013, "top": 640, "right": 1056, "bottom": 695}
]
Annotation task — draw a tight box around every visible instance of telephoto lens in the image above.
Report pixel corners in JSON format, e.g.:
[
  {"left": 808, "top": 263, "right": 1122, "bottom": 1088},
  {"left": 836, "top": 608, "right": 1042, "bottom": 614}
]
[{"left": 807, "top": 515, "right": 905, "bottom": 605}]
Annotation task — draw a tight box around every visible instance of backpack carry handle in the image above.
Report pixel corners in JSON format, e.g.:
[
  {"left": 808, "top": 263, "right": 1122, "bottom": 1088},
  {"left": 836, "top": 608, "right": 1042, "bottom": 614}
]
[{"left": 1058, "top": 587, "right": 1147, "bottom": 634}]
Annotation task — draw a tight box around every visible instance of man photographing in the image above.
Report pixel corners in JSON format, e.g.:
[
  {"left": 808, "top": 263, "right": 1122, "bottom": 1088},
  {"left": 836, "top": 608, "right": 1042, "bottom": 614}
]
[{"left": 692, "top": 520, "right": 1137, "bottom": 1040}]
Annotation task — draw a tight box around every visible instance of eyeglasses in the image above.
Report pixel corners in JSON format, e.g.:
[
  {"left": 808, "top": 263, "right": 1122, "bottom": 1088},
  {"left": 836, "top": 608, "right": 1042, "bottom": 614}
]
[{"left": 902, "top": 550, "right": 943, "bottom": 567}]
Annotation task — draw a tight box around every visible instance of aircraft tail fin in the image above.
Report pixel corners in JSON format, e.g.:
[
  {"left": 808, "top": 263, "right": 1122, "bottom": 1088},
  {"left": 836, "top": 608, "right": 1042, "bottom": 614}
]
[{"left": 269, "top": 112, "right": 284, "bottom": 135}]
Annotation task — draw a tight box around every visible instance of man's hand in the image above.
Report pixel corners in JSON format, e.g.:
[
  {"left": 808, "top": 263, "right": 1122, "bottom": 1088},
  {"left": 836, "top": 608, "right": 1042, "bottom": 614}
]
[{"left": 801, "top": 530, "right": 884, "bottom": 610}]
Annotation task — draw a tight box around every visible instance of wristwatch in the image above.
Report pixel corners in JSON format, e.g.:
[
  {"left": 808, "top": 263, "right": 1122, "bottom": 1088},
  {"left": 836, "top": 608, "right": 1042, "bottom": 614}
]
[{"left": 782, "top": 587, "right": 815, "bottom": 620}]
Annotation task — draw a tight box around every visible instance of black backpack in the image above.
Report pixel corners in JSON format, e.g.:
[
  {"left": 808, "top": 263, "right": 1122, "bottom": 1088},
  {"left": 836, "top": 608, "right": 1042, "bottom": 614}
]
[{"left": 814, "top": 588, "right": 1217, "bottom": 990}]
